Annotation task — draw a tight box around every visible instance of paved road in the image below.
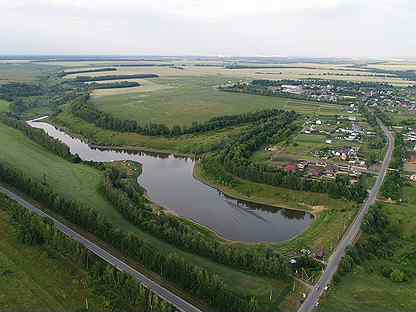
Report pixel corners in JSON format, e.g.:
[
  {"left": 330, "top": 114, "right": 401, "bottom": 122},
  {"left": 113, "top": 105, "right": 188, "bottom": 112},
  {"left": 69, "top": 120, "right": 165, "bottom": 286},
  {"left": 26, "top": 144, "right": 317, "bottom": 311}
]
[
  {"left": 298, "top": 118, "right": 395, "bottom": 312},
  {"left": 0, "top": 185, "right": 203, "bottom": 312}
]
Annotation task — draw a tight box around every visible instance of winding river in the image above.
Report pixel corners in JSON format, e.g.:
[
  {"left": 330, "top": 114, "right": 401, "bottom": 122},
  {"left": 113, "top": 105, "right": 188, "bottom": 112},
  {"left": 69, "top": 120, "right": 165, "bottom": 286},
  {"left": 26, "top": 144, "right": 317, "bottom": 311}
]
[{"left": 28, "top": 120, "right": 313, "bottom": 243}]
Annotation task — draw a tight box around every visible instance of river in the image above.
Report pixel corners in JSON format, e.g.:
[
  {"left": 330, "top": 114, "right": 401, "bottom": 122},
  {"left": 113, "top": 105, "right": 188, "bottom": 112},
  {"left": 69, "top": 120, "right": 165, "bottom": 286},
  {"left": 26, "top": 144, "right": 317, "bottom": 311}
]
[{"left": 27, "top": 120, "right": 313, "bottom": 243}]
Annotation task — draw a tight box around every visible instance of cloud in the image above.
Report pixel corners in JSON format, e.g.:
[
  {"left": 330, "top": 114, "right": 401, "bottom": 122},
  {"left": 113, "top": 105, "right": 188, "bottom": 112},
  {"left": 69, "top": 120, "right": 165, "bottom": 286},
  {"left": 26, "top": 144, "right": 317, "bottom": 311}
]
[{"left": 0, "top": 0, "right": 415, "bottom": 58}]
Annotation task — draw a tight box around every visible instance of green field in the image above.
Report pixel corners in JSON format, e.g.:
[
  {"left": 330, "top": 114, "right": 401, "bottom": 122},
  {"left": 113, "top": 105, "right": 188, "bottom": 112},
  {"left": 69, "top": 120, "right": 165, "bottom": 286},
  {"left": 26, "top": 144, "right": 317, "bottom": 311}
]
[
  {"left": 0, "top": 204, "right": 108, "bottom": 312},
  {"left": 0, "top": 121, "right": 136, "bottom": 231},
  {"left": 91, "top": 76, "right": 348, "bottom": 127},
  {"left": 0, "top": 120, "right": 302, "bottom": 311},
  {"left": 53, "top": 108, "right": 244, "bottom": 154},
  {"left": 0, "top": 99, "right": 9, "bottom": 113},
  {"left": 319, "top": 185, "right": 416, "bottom": 311}
]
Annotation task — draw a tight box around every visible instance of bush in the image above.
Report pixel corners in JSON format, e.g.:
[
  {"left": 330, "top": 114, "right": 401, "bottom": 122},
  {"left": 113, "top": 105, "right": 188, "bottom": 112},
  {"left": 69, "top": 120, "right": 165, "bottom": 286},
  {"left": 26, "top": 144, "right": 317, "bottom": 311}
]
[{"left": 390, "top": 269, "right": 406, "bottom": 283}]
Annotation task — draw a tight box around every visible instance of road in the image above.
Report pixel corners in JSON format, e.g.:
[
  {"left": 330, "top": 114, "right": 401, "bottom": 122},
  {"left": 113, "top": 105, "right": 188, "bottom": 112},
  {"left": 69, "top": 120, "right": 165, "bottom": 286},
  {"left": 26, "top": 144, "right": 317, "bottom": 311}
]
[
  {"left": 298, "top": 118, "right": 395, "bottom": 312},
  {"left": 0, "top": 185, "right": 203, "bottom": 312}
]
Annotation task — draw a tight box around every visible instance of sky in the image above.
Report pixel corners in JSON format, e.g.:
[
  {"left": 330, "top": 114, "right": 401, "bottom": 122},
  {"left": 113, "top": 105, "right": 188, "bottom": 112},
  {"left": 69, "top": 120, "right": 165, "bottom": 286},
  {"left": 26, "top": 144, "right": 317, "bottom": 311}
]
[{"left": 1, "top": 0, "right": 415, "bottom": 58}]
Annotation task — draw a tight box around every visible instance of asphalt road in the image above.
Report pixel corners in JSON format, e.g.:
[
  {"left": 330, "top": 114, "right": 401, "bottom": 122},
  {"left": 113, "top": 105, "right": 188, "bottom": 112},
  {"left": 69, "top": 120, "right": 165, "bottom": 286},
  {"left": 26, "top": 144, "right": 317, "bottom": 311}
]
[
  {"left": 0, "top": 185, "right": 203, "bottom": 312},
  {"left": 298, "top": 118, "right": 395, "bottom": 312}
]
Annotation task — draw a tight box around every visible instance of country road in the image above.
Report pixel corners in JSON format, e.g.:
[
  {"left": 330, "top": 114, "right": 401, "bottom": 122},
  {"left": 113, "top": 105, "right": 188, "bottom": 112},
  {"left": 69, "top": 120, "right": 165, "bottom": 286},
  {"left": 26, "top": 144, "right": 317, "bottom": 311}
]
[
  {"left": 298, "top": 118, "right": 395, "bottom": 312},
  {"left": 0, "top": 185, "right": 203, "bottom": 312}
]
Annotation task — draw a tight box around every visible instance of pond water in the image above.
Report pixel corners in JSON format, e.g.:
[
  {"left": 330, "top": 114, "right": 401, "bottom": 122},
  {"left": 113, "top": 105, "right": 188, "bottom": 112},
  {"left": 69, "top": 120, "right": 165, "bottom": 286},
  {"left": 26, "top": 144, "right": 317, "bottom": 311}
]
[{"left": 28, "top": 120, "right": 313, "bottom": 243}]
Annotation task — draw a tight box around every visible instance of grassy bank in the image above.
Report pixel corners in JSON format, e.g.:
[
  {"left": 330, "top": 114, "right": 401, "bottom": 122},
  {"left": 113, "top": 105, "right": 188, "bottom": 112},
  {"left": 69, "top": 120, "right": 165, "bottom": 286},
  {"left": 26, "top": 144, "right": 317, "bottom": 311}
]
[
  {"left": 194, "top": 162, "right": 359, "bottom": 255},
  {"left": 0, "top": 201, "right": 108, "bottom": 311}
]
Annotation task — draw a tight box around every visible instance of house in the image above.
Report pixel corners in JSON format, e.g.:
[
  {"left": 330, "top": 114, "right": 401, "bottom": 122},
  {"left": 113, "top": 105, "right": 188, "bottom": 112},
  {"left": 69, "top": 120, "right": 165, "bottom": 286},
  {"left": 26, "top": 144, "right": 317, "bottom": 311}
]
[
  {"left": 410, "top": 174, "right": 416, "bottom": 182},
  {"left": 325, "top": 139, "right": 332, "bottom": 144},
  {"left": 285, "top": 163, "right": 297, "bottom": 173},
  {"left": 297, "top": 160, "right": 309, "bottom": 170}
]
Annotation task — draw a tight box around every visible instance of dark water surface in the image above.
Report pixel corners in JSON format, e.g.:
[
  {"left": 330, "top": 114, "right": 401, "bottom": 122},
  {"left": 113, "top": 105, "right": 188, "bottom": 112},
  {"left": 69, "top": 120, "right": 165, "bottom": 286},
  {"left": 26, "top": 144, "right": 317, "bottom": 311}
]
[{"left": 28, "top": 120, "right": 313, "bottom": 243}]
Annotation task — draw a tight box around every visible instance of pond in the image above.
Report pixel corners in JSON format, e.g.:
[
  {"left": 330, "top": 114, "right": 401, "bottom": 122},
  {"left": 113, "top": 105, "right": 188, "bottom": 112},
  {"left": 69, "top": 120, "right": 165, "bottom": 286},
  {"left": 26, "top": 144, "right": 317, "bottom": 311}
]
[{"left": 28, "top": 120, "right": 313, "bottom": 243}]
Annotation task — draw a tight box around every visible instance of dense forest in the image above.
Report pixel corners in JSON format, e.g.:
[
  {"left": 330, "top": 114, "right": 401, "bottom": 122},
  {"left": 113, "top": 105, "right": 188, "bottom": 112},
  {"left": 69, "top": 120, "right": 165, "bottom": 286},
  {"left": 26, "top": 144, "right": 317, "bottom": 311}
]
[
  {"left": 2, "top": 195, "right": 174, "bottom": 312},
  {"left": 0, "top": 162, "right": 258, "bottom": 312},
  {"left": 73, "top": 74, "right": 159, "bottom": 82},
  {"left": 88, "top": 81, "right": 141, "bottom": 89},
  {"left": 201, "top": 111, "right": 368, "bottom": 203},
  {"left": 0, "top": 82, "right": 80, "bottom": 115}
]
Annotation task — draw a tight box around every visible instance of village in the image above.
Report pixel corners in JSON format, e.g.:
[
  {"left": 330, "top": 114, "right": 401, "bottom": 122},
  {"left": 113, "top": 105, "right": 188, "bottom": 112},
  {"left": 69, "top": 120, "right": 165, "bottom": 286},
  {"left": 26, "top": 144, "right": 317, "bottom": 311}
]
[{"left": 264, "top": 113, "right": 375, "bottom": 183}]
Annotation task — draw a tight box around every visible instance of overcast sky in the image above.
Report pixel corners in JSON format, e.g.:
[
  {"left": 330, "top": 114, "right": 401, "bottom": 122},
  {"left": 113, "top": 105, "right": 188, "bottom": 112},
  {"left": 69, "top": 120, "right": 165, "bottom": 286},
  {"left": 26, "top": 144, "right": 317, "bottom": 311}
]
[{"left": 1, "top": 0, "right": 415, "bottom": 58}]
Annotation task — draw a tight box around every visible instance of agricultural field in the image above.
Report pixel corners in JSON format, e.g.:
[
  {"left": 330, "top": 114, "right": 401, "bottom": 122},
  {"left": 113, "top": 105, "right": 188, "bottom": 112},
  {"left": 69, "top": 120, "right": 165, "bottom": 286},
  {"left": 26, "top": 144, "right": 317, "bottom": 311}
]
[
  {"left": 319, "top": 185, "right": 416, "bottom": 312},
  {"left": 0, "top": 203, "right": 108, "bottom": 312},
  {"left": 91, "top": 77, "right": 348, "bottom": 127}
]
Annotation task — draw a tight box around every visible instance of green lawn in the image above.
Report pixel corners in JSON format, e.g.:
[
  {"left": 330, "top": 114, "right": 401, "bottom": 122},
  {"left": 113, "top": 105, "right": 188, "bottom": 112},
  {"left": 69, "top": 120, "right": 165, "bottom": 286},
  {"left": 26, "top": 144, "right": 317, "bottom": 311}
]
[
  {"left": 319, "top": 185, "right": 416, "bottom": 311},
  {"left": 91, "top": 77, "right": 347, "bottom": 127},
  {"left": 0, "top": 205, "right": 108, "bottom": 312}
]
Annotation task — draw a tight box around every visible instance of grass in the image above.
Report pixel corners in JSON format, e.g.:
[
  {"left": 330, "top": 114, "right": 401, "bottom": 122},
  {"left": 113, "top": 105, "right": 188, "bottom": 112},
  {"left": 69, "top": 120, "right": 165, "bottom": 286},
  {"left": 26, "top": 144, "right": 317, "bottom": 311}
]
[
  {"left": 319, "top": 184, "right": 416, "bottom": 311},
  {"left": 0, "top": 120, "right": 301, "bottom": 310},
  {"left": 0, "top": 99, "right": 10, "bottom": 113},
  {"left": 319, "top": 267, "right": 416, "bottom": 312},
  {"left": 0, "top": 204, "right": 108, "bottom": 312},
  {"left": 0, "top": 121, "right": 136, "bottom": 231},
  {"left": 91, "top": 76, "right": 349, "bottom": 127}
]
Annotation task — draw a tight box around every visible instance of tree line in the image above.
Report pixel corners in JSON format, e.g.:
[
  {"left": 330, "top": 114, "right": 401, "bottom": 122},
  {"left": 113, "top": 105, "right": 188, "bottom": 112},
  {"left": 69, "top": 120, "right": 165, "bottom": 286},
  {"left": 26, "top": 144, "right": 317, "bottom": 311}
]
[
  {"left": 0, "top": 162, "right": 258, "bottom": 312},
  {"left": 334, "top": 204, "right": 405, "bottom": 284},
  {"left": 3, "top": 195, "right": 174, "bottom": 312},
  {"left": 382, "top": 133, "right": 406, "bottom": 200},
  {"left": 73, "top": 74, "right": 159, "bottom": 82},
  {"left": 103, "top": 165, "right": 289, "bottom": 280},
  {"left": 58, "top": 67, "right": 117, "bottom": 77},
  {"left": 89, "top": 81, "right": 141, "bottom": 90},
  {"left": 70, "top": 94, "right": 297, "bottom": 137},
  {"left": 201, "top": 111, "right": 368, "bottom": 203}
]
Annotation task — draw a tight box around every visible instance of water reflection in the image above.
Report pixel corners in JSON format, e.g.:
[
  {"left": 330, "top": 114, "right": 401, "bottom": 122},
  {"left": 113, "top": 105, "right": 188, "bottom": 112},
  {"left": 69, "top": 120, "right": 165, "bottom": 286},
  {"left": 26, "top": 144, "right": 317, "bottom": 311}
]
[{"left": 27, "top": 120, "right": 314, "bottom": 243}]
